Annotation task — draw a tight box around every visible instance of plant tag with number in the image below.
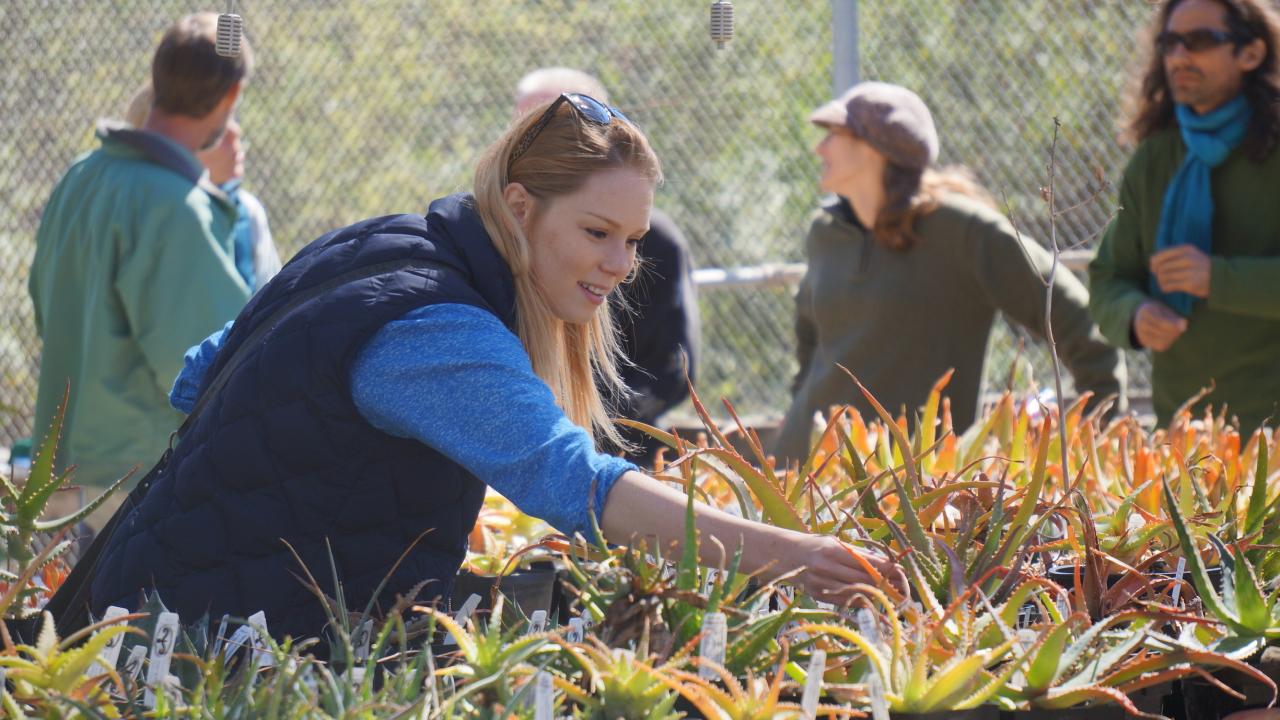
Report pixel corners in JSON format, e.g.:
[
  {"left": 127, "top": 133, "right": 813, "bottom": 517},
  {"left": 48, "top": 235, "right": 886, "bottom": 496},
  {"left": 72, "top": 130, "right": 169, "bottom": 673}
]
[
  {"left": 352, "top": 618, "right": 373, "bottom": 663},
  {"left": 143, "top": 611, "right": 179, "bottom": 709},
  {"left": 123, "top": 645, "right": 147, "bottom": 682},
  {"left": 702, "top": 568, "right": 720, "bottom": 596},
  {"left": 443, "top": 594, "right": 482, "bottom": 646},
  {"left": 248, "top": 612, "right": 273, "bottom": 669},
  {"left": 527, "top": 609, "right": 547, "bottom": 635},
  {"left": 801, "top": 649, "right": 826, "bottom": 719},
  {"left": 89, "top": 605, "right": 129, "bottom": 677},
  {"left": 698, "top": 612, "right": 727, "bottom": 680},
  {"left": 566, "top": 617, "right": 584, "bottom": 643},
  {"left": 534, "top": 670, "right": 553, "bottom": 720}
]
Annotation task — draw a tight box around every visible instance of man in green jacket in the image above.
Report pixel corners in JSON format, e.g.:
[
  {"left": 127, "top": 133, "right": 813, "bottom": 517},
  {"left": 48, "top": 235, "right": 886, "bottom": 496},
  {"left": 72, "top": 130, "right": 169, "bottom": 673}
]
[
  {"left": 28, "top": 13, "right": 254, "bottom": 488},
  {"left": 1089, "top": 0, "right": 1280, "bottom": 433}
]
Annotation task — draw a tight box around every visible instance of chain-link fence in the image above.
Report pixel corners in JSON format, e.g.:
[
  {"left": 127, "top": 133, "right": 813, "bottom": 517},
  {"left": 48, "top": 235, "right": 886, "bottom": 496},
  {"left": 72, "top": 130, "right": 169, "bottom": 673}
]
[{"left": 1, "top": 0, "right": 1155, "bottom": 451}]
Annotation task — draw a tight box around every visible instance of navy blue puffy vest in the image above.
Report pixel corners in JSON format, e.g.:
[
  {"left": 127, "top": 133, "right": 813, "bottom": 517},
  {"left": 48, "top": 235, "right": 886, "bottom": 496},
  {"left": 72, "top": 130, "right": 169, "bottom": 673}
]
[{"left": 90, "top": 194, "right": 516, "bottom": 641}]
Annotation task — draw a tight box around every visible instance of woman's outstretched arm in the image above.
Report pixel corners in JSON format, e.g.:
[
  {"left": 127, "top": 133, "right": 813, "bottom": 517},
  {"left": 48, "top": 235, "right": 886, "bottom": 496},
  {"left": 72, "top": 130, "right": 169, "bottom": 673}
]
[{"left": 601, "top": 470, "right": 904, "bottom": 604}]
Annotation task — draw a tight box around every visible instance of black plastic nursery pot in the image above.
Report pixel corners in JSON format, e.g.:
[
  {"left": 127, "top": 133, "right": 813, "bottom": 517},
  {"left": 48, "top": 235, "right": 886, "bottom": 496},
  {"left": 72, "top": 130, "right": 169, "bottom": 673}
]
[
  {"left": 450, "top": 564, "right": 557, "bottom": 623},
  {"left": 1173, "top": 653, "right": 1280, "bottom": 720},
  {"left": 1046, "top": 563, "right": 1224, "bottom": 595},
  {"left": 999, "top": 705, "right": 1126, "bottom": 720},
  {"left": 890, "top": 707, "right": 1000, "bottom": 720},
  {"left": 1129, "top": 681, "right": 1175, "bottom": 716}
]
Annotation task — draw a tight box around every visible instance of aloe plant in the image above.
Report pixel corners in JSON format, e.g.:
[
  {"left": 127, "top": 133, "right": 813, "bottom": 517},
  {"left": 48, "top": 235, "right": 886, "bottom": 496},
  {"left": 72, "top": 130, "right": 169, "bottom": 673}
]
[
  {"left": 0, "top": 610, "right": 138, "bottom": 717},
  {"left": 426, "top": 595, "right": 559, "bottom": 712},
  {"left": 2, "top": 386, "right": 125, "bottom": 615}
]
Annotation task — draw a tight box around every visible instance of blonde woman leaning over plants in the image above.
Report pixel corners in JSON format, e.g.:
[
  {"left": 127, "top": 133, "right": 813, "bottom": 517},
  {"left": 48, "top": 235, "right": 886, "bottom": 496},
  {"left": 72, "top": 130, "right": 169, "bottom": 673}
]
[
  {"left": 774, "top": 82, "right": 1128, "bottom": 465},
  {"left": 84, "top": 93, "right": 899, "bottom": 643}
]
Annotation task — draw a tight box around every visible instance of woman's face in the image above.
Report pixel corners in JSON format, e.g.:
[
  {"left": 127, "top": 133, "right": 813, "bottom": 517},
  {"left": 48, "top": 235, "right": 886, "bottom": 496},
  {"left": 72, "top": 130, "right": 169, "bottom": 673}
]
[
  {"left": 516, "top": 167, "right": 654, "bottom": 325},
  {"left": 815, "top": 126, "right": 884, "bottom": 195}
]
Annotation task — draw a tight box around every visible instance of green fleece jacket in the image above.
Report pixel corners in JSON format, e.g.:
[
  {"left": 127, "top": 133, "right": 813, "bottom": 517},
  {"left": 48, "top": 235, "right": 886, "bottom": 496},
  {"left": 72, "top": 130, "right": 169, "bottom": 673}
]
[
  {"left": 1089, "top": 128, "right": 1280, "bottom": 433},
  {"left": 774, "top": 193, "right": 1126, "bottom": 464},
  {"left": 28, "top": 122, "right": 251, "bottom": 487}
]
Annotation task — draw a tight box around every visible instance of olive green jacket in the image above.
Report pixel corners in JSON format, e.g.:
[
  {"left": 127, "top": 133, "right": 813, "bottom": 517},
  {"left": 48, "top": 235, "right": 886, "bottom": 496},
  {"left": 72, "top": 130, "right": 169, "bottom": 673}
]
[
  {"left": 1089, "top": 128, "right": 1280, "bottom": 433},
  {"left": 775, "top": 193, "right": 1126, "bottom": 464}
]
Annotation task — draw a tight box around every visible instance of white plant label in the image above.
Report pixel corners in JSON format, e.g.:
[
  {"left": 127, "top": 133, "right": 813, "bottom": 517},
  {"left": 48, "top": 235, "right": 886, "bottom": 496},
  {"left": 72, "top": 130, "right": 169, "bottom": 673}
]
[
  {"left": 123, "top": 645, "right": 147, "bottom": 682},
  {"left": 1171, "top": 557, "right": 1188, "bottom": 607},
  {"left": 867, "top": 671, "right": 890, "bottom": 720},
  {"left": 214, "top": 614, "right": 231, "bottom": 656},
  {"left": 89, "top": 605, "right": 129, "bottom": 677},
  {"left": 702, "top": 568, "right": 720, "bottom": 596},
  {"left": 143, "top": 611, "right": 180, "bottom": 709},
  {"left": 565, "top": 617, "right": 585, "bottom": 643},
  {"left": 248, "top": 612, "right": 273, "bottom": 669},
  {"left": 527, "top": 610, "right": 547, "bottom": 635},
  {"left": 698, "top": 612, "right": 727, "bottom": 680},
  {"left": 349, "top": 667, "right": 366, "bottom": 690},
  {"left": 855, "top": 608, "right": 883, "bottom": 650},
  {"left": 801, "top": 649, "right": 826, "bottom": 719},
  {"left": 443, "top": 593, "right": 482, "bottom": 646},
  {"left": 352, "top": 619, "right": 373, "bottom": 663},
  {"left": 534, "top": 670, "right": 553, "bottom": 720},
  {"left": 1013, "top": 628, "right": 1038, "bottom": 686}
]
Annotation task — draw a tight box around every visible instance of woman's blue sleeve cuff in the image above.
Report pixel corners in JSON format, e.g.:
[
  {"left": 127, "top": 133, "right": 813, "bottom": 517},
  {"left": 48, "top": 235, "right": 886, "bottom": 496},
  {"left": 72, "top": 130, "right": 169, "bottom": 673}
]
[
  {"left": 582, "top": 455, "right": 637, "bottom": 540},
  {"left": 170, "top": 320, "right": 234, "bottom": 412}
]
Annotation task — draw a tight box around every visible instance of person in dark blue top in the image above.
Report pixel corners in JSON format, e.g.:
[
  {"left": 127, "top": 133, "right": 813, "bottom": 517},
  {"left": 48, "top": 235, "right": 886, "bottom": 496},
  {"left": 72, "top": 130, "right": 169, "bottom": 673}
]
[{"left": 90, "top": 93, "right": 899, "bottom": 643}]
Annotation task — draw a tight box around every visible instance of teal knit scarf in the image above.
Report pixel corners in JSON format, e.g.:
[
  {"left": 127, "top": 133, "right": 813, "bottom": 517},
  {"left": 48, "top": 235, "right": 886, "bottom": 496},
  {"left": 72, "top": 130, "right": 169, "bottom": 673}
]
[{"left": 1151, "top": 95, "right": 1252, "bottom": 315}]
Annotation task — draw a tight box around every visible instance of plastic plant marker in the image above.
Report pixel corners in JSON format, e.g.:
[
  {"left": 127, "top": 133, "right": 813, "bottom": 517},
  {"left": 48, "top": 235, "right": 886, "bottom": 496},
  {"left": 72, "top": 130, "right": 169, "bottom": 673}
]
[
  {"left": 535, "top": 670, "right": 553, "bottom": 720},
  {"left": 214, "top": 614, "right": 230, "bottom": 656},
  {"left": 699, "top": 611, "right": 727, "bottom": 680},
  {"left": 1012, "top": 628, "right": 1037, "bottom": 686},
  {"left": 350, "top": 667, "right": 366, "bottom": 690},
  {"left": 443, "top": 593, "right": 482, "bottom": 646},
  {"left": 353, "top": 618, "right": 373, "bottom": 663},
  {"left": 527, "top": 609, "right": 548, "bottom": 635},
  {"left": 242, "top": 611, "right": 272, "bottom": 669},
  {"left": 566, "top": 617, "right": 584, "bottom": 643},
  {"left": 1171, "top": 557, "right": 1188, "bottom": 607},
  {"left": 143, "top": 610, "right": 179, "bottom": 708},
  {"left": 223, "top": 623, "right": 255, "bottom": 660},
  {"left": 88, "top": 605, "right": 129, "bottom": 677},
  {"left": 801, "top": 649, "right": 826, "bottom": 720},
  {"left": 868, "top": 671, "right": 890, "bottom": 720},
  {"left": 856, "top": 608, "right": 883, "bottom": 649},
  {"left": 123, "top": 644, "right": 146, "bottom": 682}
]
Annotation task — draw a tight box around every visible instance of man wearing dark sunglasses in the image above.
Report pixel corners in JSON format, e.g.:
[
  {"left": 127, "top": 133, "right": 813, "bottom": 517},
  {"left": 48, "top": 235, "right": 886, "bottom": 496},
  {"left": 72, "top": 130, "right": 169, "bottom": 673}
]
[
  {"left": 514, "top": 68, "right": 701, "bottom": 467},
  {"left": 1089, "top": 0, "right": 1280, "bottom": 435}
]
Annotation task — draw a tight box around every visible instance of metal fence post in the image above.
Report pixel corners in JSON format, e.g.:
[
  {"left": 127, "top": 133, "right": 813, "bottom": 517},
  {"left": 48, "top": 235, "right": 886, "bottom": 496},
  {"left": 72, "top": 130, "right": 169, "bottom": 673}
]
[{"left": 831, "top": 0, "right": 859, "bottom": 95}]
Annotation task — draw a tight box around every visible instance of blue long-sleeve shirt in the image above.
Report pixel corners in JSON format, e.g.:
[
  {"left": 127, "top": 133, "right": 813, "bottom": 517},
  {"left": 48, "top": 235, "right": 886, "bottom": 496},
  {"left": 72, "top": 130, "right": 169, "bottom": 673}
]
[{"left": 171, "top": 303, "right": 635, "bottom": 537}]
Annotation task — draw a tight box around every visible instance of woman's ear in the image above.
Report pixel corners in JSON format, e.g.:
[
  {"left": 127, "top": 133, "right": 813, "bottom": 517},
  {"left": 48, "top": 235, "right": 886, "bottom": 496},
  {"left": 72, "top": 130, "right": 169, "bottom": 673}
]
[{"left": 503, "top": 182, "right": 533, "bottom": 226}]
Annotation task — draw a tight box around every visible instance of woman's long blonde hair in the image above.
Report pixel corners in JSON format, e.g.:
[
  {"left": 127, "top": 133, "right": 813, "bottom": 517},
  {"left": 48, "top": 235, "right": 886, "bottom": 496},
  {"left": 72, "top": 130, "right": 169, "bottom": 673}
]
[{"left": 473, "top": 98, "right": 662, "bottom": 449}]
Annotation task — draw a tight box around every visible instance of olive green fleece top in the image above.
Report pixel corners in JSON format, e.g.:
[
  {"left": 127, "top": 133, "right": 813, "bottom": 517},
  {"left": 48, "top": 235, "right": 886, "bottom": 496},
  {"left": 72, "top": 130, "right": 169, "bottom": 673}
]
[
  {"left": 1089, "top": 128, "right": 1280, "bottom": 433},
  {"left": 774, "top": 193, "right": 1126, "bottom": 464},
  {"left": 28, "top": 122, "right": 251, "bottom": 487}
]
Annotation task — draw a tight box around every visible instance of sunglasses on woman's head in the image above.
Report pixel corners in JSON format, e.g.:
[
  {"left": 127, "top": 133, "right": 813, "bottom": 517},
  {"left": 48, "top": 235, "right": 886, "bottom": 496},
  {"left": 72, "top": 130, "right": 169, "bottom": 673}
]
[
  {"left": 508, "top": 93, "right": 632, "bottom": 170},
  {"left": 1157, "top": 28, "right": 1246, "bottom": 55}
]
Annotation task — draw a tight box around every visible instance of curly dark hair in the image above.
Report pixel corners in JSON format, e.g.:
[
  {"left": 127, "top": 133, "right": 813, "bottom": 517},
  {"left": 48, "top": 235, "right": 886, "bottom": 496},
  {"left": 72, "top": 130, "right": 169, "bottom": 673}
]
[{"left": 1123, "top": 0, "right": 1280, "bottom": 161}]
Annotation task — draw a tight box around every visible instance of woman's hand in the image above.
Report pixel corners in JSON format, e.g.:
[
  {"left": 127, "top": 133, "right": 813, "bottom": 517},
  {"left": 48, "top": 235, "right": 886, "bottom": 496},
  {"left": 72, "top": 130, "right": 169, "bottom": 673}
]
[{"left": 781, "top": 532, "right": 907, "bottom": 605}]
